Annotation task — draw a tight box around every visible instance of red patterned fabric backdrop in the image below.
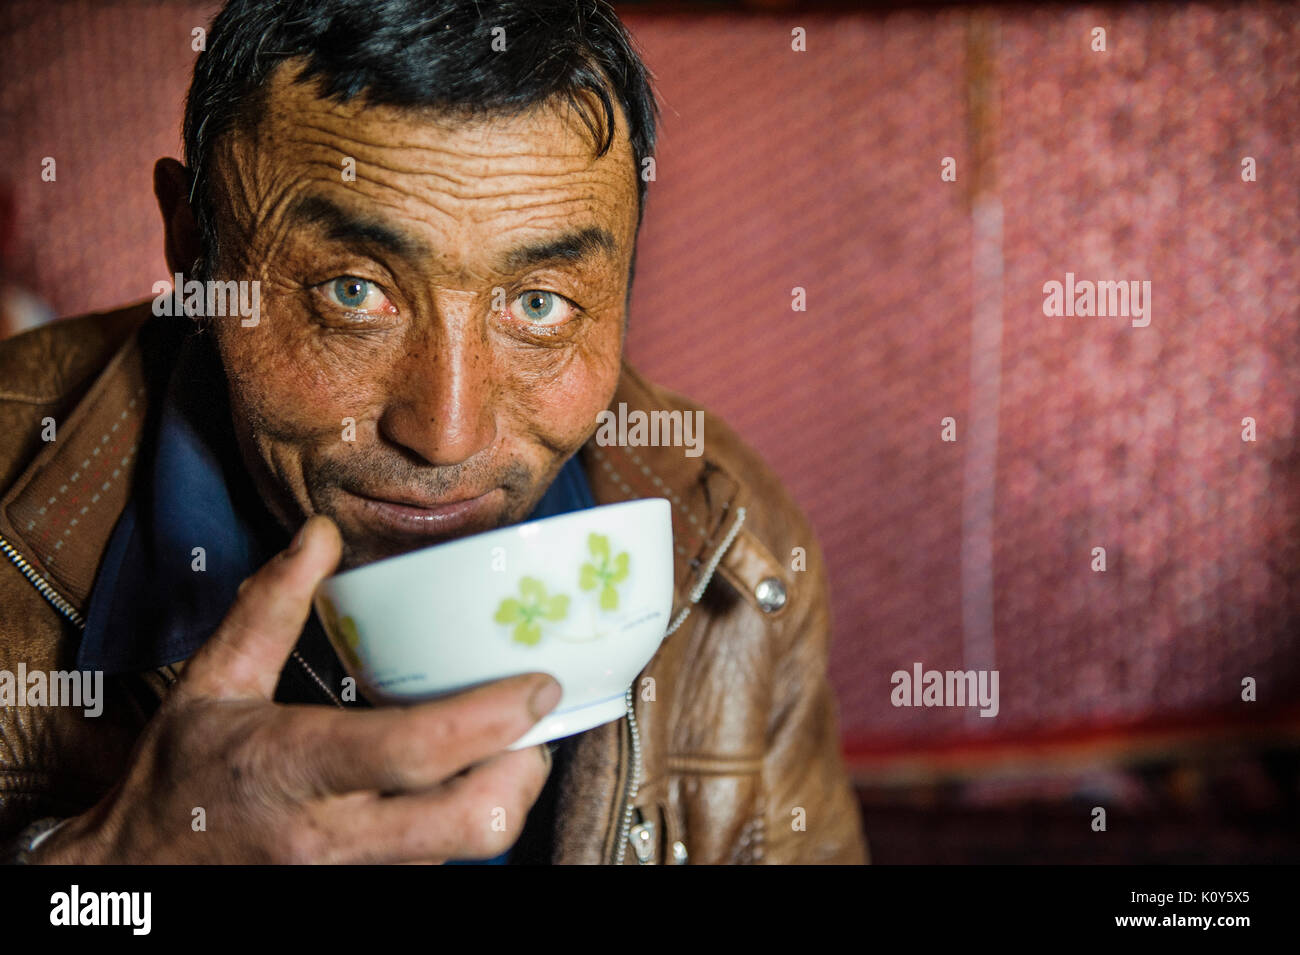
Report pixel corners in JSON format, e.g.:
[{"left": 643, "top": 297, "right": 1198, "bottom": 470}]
[{"left": 1, "top": 2, "right": 1297, "bottom": 776}]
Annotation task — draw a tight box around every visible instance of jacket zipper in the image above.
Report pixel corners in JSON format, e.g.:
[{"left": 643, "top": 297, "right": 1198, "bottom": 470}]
[
  {"left": 607, "top": 505, "right": 747, "bottom": 864},
  {"left": 2, "top": 531, "right": 347, "bottom": 713},
  {"left": 0, "top": 532, "right": 86, "bottom": 630},
  {"left": 293, "top": 649, "right": 346, "bottom": 708},
  {"left": 610, "top": 685, "right": 641, "bottom": 864}
]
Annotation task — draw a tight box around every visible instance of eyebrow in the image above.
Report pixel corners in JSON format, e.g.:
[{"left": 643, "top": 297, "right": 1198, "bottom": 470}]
[
  {"left": 286, "top": 194, "right": 428, "bottom": 259},
  {"left": 284, "top": 194, "right": 619, "bottom": 274},
  {"left": 500, "top": 225, "right": 619, "bottom": 272}
]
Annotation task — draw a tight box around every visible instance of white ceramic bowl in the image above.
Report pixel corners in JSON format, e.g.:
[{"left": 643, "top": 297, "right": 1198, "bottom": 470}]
[{"left": 312, "top": 498, "right": 674, "bottom": 749}]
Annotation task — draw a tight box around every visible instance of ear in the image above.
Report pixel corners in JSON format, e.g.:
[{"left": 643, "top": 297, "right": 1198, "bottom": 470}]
[{"left": 153, "top": 157, "right": 202, "bottom": 277}]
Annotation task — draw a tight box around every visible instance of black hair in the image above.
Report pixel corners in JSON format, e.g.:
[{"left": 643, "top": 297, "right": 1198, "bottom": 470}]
[{"left": 182, "top": 0, "right": 659, "bottom": 282}]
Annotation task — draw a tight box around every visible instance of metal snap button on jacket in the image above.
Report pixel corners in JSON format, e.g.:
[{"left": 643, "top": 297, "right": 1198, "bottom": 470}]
[{"left": 755, "top": 576, "right": 787, "bottom": 613}]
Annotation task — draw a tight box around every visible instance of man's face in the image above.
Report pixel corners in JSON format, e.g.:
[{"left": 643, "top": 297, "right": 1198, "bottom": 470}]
[{"left": 200, "top": 64, "right": 638, "bottom": 570}]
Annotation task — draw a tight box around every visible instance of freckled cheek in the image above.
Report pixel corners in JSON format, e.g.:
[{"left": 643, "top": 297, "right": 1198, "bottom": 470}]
[
  {"left": 225, "top": 335, "right": 374, "bottom": 443},
  {"left": 503, "top": 349, "right": 620, "bottom": 447}
]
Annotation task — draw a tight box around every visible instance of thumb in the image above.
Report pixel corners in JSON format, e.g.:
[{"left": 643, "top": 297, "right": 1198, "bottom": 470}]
[{"left": 179, "top": 514, "right": 343, "bottom": 700}]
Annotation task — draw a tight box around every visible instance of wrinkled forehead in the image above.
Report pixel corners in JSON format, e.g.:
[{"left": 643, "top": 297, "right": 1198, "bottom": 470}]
[{"left": 210, "top": 61, "right": 640, "bottom": 265}]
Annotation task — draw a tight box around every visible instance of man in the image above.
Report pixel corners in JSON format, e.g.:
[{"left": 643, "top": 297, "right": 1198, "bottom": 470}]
[{"left": 0, "top": 0, "right": 866, "bottom": 864}]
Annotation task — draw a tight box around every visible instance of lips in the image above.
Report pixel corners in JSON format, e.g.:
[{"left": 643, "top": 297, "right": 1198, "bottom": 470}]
[
  {"left": 354, "top": 487, "right": 491, "bottom": 510},
  {"left": 339, "top": 485, "right": 505, "bottom": 541}
]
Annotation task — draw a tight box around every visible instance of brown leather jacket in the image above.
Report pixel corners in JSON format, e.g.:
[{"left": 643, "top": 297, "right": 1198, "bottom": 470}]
[{"left": 0, "top": 301, "right": 867, "bottom": 864}]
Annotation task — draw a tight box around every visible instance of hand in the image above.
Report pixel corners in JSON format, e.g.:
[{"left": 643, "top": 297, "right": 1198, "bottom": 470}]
[{"left": 34, "top": 515, "right": 560, "bottom": 864}]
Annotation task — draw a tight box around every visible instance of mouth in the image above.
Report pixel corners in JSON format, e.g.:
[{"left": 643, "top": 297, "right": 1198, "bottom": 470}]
[{"left": 338, "top": 485, "right": 505, "bottom": 543}]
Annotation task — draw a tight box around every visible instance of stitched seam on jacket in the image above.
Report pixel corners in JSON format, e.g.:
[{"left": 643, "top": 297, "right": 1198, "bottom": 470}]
[
  {"left": 16, "top": 387, "right": 146, "bottom": 567},
  {"left": 590, "top": 446, "right": 689, "bottom": 558},
  {"left": 593, "top": 440, "right": 750, "bottom": 613},
  {"left": 621, "top": 445, "right": 708, "bottom": 534}
]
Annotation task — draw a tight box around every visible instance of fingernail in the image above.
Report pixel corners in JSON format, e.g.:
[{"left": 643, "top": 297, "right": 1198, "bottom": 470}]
[
  {"left": 528, "top": 677, "right": 562, "bottom": 721},
  {"left": 287, "top": 518, "right": 311, "bottom": 556}
]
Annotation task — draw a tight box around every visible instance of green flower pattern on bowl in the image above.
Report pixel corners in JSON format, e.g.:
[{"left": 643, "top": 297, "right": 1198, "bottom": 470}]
[
  {"left": 318, "top": 595, "right": 364, "bottom": 671},
  {"left": 494, "top": 577, "right": 570, "bottom": 646},
  {"left": 579, "top": 533, "right": 630, "bottom": 610},
  {"left": 492, "top": 534, "right": 632, "bottom": 646}
]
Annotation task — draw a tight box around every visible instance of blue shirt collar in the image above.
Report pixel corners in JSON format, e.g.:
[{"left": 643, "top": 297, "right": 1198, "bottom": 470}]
[{"left": 77, "top": 321, "right": 596, "bottom": 675}]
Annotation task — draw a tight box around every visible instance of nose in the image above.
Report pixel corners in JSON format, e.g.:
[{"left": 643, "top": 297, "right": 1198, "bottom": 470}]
[{"left": 377, "top": 320, "right": 497, "bottom": 467}]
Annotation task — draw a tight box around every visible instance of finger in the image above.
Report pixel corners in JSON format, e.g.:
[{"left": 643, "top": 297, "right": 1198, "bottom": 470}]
[
  {"left": 180, "top": 515, "right": 343, "bottom": 700},
  {"left": 325, "top": 744, "right": 553, "bottom": 864},
  {"left": 273, "top": 672, "right": 561, "bottom": 799}
]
